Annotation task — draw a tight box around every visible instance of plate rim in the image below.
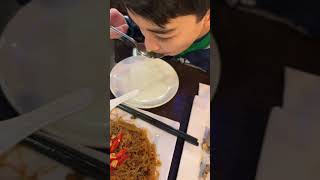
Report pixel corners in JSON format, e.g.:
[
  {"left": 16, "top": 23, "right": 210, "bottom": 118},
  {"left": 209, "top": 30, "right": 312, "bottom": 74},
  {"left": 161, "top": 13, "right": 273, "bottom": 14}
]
[{"left": 110, "top": 56, "right": 179, "bottom": 109}]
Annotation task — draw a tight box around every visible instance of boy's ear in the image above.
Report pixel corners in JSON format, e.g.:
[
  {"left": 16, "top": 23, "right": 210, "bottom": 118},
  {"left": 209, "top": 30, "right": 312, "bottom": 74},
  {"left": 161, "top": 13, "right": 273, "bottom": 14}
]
[{"left": 203, "top": 10, "right": 210, "bottom": 28}]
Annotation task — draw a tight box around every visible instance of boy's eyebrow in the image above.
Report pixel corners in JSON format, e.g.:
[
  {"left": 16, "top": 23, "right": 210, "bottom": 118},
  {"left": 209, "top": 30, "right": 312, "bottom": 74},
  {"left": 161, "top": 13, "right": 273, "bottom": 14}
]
[{"left": 146, "top": 28, "right": 175, "bottom": 34}]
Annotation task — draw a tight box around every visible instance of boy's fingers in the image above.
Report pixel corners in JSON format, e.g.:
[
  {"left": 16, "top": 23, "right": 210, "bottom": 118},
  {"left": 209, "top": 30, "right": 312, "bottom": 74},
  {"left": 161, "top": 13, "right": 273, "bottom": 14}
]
[
  {"left": 110, "top": 8, "right": 126, "bottom": 27},
  {"left": 110, "top": 24, "right": 129, "bottom": 39},
  {"left": 118, "top": 24, "right": 129, "bottom": 33}
]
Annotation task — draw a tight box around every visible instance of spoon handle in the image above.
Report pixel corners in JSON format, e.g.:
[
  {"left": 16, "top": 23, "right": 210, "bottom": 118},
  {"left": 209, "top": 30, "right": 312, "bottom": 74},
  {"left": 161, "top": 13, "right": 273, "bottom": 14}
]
[
  {"left": 110, "top": 26, "right": 138, "bottom": 48},
  {"left": 0, "top": 88, "right": 93, "bottom": 154},
  {"left": 110, "top": 89, "right": 139, "bottom": 111}
]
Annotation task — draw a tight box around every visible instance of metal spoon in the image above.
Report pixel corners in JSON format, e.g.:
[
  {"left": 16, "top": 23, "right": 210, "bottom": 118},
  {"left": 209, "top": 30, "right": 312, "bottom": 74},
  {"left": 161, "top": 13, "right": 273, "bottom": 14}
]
[{"left": 110, "top": 26, "right": 164, "bottom": 58}]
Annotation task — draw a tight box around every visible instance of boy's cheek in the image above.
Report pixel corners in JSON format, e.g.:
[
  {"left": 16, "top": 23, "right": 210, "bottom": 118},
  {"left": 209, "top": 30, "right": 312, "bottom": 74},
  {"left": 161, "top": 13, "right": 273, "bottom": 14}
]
[
  {"left": 166, "top": 46, "right": 187, "bottom": 56},
  {"left": 160, "top": 36, "right": 194, "bottom": 55},
  {"left": 174, "top": 41, "right": 193, "bottom": 54}
]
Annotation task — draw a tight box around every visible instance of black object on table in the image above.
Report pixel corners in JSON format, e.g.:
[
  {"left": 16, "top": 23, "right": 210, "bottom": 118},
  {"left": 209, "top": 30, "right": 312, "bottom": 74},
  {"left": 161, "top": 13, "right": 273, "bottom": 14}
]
[
  {"left": 118, "top": 104, "right": 199, "bottom": 146},
  {"left": 24, "top": 133, "right": 108, "bottom": 179}
]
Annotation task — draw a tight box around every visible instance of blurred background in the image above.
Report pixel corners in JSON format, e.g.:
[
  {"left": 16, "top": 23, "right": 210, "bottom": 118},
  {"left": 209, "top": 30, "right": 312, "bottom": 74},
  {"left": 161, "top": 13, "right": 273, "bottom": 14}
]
[{"left": 213, "top": 1, "right": 320, "bottom": 180}]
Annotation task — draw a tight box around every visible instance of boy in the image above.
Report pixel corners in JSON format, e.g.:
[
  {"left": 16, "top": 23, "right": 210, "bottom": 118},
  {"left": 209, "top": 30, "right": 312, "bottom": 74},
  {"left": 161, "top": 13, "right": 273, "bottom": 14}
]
[{"left": 110, "top": 0, "right": 211, "bottom": 72}]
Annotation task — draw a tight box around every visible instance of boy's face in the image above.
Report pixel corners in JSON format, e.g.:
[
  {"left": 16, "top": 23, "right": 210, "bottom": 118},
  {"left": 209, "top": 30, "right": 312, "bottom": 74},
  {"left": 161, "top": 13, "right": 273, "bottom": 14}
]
[{"left": 128, "top": 10, "right": 210, "bottom": 56}]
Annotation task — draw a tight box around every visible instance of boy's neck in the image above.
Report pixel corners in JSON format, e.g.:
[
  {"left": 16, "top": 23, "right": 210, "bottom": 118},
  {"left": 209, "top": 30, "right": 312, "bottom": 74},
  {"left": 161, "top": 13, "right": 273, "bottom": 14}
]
[{"left": 197, "top": 27, "right": 210, "bottom": 40}]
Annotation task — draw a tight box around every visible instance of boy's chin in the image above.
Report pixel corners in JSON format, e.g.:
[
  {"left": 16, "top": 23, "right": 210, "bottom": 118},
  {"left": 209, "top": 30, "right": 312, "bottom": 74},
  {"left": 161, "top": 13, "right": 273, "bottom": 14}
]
[
  {"left": 157, "top": 50, "right": 180, "bottom": 57},
  {"left": 164, "top": 52, "right": 178, "bottom": 56},
  {"left": 167, "top": 50, "right": 187, "bottom": 56}
]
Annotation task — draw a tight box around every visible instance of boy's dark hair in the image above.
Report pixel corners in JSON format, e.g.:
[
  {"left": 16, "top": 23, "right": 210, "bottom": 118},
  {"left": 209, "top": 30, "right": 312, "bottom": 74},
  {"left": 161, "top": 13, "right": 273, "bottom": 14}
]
[{"left": 121, "top": 0, "right": 210, "bottom": 28}]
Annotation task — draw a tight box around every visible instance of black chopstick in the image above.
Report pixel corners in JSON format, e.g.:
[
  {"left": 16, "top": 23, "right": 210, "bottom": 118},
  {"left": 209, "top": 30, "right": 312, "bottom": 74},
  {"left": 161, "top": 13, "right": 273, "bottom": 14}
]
[
  {"left": 23, "top": 133, "right": 108, "bottom": 180},
  {"left": 117, "top": 104, "right": 199, "bottom": 146}
]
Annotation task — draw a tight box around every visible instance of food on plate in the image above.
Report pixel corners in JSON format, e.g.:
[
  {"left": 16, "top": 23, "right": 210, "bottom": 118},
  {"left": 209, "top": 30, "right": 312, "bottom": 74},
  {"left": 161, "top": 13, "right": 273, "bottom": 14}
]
[
  {"left": 110, "top": 114, "right": 161, "bottom": 180},
  {"left": 199, "top": 127, "right": 210, "bottom": 179}
]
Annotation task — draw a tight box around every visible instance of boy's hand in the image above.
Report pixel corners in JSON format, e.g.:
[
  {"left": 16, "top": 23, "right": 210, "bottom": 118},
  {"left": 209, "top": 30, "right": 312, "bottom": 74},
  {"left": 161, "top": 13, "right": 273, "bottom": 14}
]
[{"left": 110, "top": 8, "right": 129, "bottom": 39}]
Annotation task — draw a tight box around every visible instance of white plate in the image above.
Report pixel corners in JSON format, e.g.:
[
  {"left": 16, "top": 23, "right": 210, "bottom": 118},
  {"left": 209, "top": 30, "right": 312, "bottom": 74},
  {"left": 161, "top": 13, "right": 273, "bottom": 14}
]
[
  {"left": 111, "top": 108, "right": 180, "bottom": 180},
  {"left": 110, "top": 56, "right": 179, "bottom": 109}
]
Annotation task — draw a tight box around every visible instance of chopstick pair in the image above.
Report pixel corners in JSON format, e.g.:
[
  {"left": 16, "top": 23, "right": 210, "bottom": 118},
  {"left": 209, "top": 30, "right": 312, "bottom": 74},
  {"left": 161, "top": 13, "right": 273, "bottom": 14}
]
[
  {"left": 23, "top": 131, "right": 108, "bottom": 179},
  {"left": 117, "top": 104, "right": 199, "bottom": 146}
]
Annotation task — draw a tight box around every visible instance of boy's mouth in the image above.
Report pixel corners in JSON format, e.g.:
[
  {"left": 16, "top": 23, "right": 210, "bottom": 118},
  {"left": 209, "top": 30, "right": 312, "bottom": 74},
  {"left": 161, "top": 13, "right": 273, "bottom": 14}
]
[
  {"left": 149, "top": 51, "right": 168, "bottom": 56},
  {"left": 157, "top": 51, "right": 171, "bottom": 56}
]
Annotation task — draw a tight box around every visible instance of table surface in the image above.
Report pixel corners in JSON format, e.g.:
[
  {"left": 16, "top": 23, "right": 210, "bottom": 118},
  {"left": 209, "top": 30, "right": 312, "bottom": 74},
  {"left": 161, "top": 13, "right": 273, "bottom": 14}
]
[{"left": 112, "top": 41, "right": 210, "bottom": 179}]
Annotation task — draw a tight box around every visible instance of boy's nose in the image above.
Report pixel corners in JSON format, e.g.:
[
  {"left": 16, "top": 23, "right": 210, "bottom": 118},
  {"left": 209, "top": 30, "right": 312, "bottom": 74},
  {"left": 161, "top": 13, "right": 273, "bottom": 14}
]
[{"left": 144, "top": 37, "right": 161, "bottom": 52}]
